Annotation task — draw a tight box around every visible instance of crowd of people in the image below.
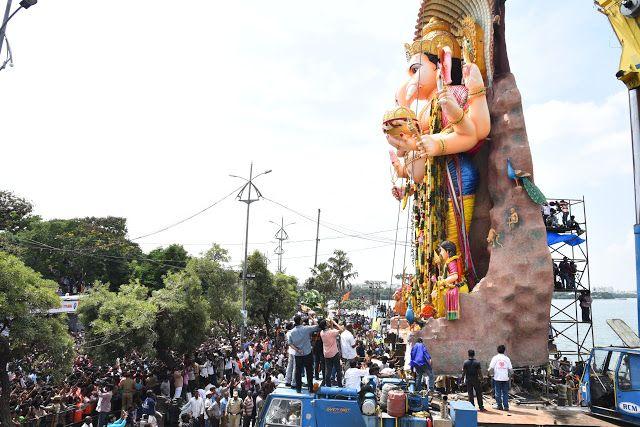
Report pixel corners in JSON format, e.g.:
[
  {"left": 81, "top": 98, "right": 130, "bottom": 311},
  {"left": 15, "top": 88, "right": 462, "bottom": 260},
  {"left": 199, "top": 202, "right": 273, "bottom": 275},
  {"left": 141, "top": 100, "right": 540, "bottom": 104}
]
[
  {"left": 8, "top": 326, "right": 287, "bottom": 427},
  {"left": 553, "top": 256, "right": 578, "bottom": 291},
  {"left": 9, "top": 302, "right": 590, "bottom": 427},
  {"left": 7, "top": 310, "right": 397, "bottom": 427},
  {"left": 541, "top": 200, "right": 583, "bottom": 234}
]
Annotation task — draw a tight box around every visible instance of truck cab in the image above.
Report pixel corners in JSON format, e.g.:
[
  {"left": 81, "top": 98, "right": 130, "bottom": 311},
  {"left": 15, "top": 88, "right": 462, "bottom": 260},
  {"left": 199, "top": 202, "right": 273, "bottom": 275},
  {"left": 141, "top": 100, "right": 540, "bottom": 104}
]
[
  {"left": 581, "top": 346, "right": 640, "bottom": 424},
  {"left": 256, "top": 386, "right": 367, "bottom": 427}
]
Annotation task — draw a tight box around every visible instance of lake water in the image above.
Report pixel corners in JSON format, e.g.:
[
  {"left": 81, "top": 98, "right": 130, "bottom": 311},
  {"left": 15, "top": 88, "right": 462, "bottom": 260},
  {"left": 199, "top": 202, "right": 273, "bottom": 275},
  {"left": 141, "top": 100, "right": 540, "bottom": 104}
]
[
  {"left": 372, "top": 298, "right": 639, "bottom": 357},
  {"left": 561, "top": 298, "right": 637, "bottom": 347}
]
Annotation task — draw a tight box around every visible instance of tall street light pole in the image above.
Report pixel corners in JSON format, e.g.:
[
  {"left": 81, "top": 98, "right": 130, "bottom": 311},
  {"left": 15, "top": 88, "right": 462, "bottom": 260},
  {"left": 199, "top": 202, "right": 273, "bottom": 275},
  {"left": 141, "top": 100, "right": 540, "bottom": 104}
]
[
  {"left": 0, "top": 0, "right": 38, "bottom": 71},
  {"left": 230, "top": 163, "right": 271, "bottom": 340},
  {"left": 0, "top": 0, "right": 13, "bottom": 54}
]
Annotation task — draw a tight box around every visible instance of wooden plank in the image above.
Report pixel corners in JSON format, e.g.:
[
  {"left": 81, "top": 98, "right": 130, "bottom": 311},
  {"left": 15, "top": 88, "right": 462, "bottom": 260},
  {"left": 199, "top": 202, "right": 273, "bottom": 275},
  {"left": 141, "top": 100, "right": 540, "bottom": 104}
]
[
  {"left": 607, "top": 319, "right": 640, "bottom": 348},
  {"left": 476, "top": 405, "right": 618, "bottom": 426}
]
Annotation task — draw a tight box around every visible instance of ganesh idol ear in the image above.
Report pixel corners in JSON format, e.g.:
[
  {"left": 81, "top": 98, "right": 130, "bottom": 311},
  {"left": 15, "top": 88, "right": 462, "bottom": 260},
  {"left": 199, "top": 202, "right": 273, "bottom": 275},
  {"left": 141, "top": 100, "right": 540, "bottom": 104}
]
[{"left": 439, "top": 46, "right": 452, "bottom": 85}]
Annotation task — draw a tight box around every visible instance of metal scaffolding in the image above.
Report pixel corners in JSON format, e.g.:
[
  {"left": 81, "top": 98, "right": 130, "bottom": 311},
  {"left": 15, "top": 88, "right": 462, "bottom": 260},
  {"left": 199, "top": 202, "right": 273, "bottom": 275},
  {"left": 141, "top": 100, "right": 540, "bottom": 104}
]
[{"left": 547, "top": 197, "right": 594, "bottom": 361}]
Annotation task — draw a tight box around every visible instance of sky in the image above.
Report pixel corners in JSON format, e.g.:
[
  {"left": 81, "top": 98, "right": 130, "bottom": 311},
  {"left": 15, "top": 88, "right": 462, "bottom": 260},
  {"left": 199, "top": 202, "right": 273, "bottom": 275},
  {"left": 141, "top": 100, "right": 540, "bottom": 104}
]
[{"left": 0, "top": 1, "right": 635, "bottom": 290}]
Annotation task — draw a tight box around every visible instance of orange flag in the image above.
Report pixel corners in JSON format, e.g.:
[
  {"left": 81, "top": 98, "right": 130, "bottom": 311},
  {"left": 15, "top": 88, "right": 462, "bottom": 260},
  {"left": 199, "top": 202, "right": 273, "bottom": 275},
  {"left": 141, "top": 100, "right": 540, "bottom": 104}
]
[{"left": 341, "top": 291, "right": 351, "bottom": 303}]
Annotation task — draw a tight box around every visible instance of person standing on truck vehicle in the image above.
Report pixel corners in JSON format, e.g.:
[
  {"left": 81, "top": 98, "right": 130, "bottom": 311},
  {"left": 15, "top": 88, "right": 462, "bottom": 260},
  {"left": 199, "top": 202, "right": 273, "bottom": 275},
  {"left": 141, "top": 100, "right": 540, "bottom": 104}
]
[
  {"left": 340, "top": 324, "right": 358, "bottom": 373},
  {"left": 319, "top": 318, "right": 344, "bottom": 387},
  {"left": 288, "top": 315, "right": 319, "bottom": 393},
  {"left": 284, "top": 323, "right": 297, "bottom": 389}
]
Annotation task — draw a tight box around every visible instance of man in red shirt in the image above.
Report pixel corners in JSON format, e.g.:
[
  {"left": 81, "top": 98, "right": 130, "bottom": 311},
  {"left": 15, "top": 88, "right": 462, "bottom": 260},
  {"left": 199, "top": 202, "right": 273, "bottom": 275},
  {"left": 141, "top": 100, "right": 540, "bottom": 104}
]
[{"left": 319, "top": 319, "right": 344, "bottom": 387}]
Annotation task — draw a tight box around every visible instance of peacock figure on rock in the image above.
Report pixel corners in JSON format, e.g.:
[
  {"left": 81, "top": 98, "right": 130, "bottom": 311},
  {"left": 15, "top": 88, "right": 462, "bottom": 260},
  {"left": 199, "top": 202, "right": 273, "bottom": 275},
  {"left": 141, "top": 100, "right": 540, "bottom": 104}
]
[{"left": 507, "top": 158, "right": 546, "bottom": 205}]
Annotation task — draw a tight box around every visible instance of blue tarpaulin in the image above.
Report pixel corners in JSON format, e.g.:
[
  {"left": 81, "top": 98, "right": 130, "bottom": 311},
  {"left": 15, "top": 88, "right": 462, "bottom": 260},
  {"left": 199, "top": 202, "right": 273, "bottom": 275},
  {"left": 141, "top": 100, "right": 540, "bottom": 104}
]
[{"left": 547, "top": 231, "right": 585, "bottom": 246}]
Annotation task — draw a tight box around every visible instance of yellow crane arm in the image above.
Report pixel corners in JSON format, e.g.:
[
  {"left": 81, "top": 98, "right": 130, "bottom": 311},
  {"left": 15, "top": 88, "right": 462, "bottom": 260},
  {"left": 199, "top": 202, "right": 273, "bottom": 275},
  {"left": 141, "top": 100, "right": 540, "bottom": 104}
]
[{"left": 597, "top": 0, "right": 640, "bottom": 89}]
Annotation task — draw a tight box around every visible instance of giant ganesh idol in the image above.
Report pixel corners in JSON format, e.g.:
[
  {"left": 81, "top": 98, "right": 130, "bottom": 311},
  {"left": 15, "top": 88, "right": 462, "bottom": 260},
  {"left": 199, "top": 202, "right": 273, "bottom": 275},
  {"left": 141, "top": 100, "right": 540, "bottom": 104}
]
[{"left": 382, "top": 0, "right": 553, "bottom": 374}]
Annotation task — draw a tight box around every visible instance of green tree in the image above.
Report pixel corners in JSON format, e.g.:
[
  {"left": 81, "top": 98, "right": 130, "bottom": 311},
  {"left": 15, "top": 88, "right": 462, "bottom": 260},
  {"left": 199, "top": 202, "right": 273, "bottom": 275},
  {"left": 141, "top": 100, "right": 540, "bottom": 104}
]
[
  {"left": 132, "top": 244, "right": 190, "bottom": 290},
  {"left": 0, "top": 252, "right": 74, "bottom": 426},
  {"left": 151, "top": 270, "right": 210, "bottom": 362},
  {"left": 300, "top": 289, "right": 326, "bottom": 315},
  {"left": 15, "top": 217, "right": 142, "bottom": 291},
  {"left": 304, "top": 262, "right": 337, "bottom": 296},
  {"left": 273, "top": 272, "right": 299, "bottom": 320},
  {"left": 187, "top": 245, "right": 241, "bottom": 343},
  {"left": 327, "top": 250, "right": 358, "bottom": 293},
  {"left": 77, "top": 282, "right": 158, "bottom": 364},
  {"left": 246, "top": 251, "right": 298, "bottom": 332},
  {"left": 0, "top": 190, "right": 35, "bottom": 233},
  {"left": 341, "top": 298, "right": 369, "bottom": 311}
]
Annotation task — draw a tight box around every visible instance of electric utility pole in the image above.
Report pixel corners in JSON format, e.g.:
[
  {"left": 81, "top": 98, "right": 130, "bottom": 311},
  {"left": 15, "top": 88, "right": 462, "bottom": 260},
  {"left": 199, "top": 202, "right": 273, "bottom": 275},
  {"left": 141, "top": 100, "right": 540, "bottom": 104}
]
[
  {"left": 271, "top": 217, "right": 295, "bottom": 273},
  {"left": 230, "top": 163, "right": 272, "bottom": 340},
  {"left": 314, "top": 209, "right": 321, "bottom": 267}
]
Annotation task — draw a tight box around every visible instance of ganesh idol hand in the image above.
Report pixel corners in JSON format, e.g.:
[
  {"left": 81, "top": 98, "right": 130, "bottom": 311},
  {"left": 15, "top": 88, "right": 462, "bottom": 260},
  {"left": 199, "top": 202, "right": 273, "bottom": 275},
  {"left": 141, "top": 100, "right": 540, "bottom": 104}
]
[
  {"left": 463, "top": 63, "right": 485, "bottom": 93},
  {"left": 417, "top": 134, "right": 440, "bottom": 156},
  {"left": 386, "top": 133, "right": 417, "bottom": 152},
  {"left": 391, "top": 186, "right": 403, "bottom": 201},
  {"left": 437, "top": 89, "right": 464, "bottom": 124}
]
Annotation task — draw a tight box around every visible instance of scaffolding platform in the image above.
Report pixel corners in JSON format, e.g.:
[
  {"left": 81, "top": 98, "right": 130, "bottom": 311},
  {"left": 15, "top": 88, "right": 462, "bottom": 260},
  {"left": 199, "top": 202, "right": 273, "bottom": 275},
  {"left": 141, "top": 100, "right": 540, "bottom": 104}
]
[{"left": 546, "top": 197, "right": 594, "bottom": 361}]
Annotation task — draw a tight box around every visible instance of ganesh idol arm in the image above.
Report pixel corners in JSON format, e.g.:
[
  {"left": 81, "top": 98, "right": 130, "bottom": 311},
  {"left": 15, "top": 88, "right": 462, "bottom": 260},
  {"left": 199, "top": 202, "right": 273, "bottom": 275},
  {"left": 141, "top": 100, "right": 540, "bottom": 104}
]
[
  {"left": 420, "top": 64, "right": 490, "bottom": 157},
  {"left": 389, "top": 150, "right": 408, "bottom": 179},
  {"left": 462, "top": 62, "right": 490, "bottom": 139}
]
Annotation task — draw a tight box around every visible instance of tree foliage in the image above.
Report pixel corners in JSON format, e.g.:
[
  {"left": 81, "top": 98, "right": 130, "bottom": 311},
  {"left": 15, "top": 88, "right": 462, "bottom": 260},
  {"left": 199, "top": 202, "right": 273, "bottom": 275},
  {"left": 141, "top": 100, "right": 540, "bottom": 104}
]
[
  {"left": 132, "top": 244, "right": 190, "bottom": 290},
  {"left": 300, "top": 289, "right": 326, "bottom": 315},
  {"left": 246, "top": 251, "right": 298, "bottom": 332},
  {"left": 151, "top": 270, "right": 210, "bottom": 362},
  {"left": 186, "top": 245, "right": 241, "bottom": 342},
  {"left": 327, "top": 250, "right": 358, "bottom": 293},
  {"left": 0, "top": 252, "right": 74, "bottom": 426},
  {"left": 16, "top": 217, "right": 142, "bottom": 291},
  {"left": 77, "top": 282, "right": 157, "bottom": 365},
  {"left": 0, "top": 190, "right": 35, "bottom": 233},
  {"left": 304, "top": 262, "right": 336, "bottom": 296},
  {"left": 340, "top": 298, "right": 369, "bottom": 311}
]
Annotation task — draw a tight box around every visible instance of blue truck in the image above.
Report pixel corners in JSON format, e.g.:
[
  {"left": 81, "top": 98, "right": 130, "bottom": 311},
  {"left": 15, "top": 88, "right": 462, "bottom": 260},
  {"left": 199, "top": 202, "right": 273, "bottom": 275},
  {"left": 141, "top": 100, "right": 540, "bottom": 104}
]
[
  {"left": 580, "top": 320, "right": 640, "bottom": 425},
  {"left": 255, "top": 385, "right": 477, "bottom": 427}
]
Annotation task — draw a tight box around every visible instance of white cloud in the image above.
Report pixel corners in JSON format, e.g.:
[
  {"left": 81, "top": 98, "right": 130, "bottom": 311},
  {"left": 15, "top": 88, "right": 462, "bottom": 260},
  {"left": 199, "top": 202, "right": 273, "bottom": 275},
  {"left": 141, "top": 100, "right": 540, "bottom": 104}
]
[{"left": 525, "top": 91, "right": 635, "bottom": 290}]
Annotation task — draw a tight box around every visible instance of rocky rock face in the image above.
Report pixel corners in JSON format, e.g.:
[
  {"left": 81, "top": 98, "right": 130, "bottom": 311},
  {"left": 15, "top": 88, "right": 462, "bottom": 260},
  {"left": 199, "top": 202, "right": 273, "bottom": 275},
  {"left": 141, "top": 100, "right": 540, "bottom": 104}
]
[{"left": 417, "top": 72, "right": 553, "bottom": 374}]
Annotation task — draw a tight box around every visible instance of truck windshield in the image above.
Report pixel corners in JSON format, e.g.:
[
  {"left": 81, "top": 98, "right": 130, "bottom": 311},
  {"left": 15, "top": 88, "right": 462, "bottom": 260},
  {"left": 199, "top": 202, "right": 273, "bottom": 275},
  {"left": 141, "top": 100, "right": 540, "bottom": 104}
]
[{"left": 264, "top": 398, "right": 302, "bottom": 427}]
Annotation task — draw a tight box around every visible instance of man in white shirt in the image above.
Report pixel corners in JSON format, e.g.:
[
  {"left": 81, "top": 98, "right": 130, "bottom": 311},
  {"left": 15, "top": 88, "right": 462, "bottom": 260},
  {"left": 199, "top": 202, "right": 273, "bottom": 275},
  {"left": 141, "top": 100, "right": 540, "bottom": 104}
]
[
  {"left": 343, "top": 360, "right": 366, "bottom": 391},
  {"left": 188, "top": 392, "right": 206, "bottom": 426},
  {"left": 200, "top": 360, "right": 210, "bottom": 387},
  {"left": 284, "top": 323, "right": 297, "bottom": 388},
  {"left": 340, "top": 324, "right": 357, "bottom": 369},
  {"left": 488, "top": 344, "right": 513, "bottom": 411},
  {"left": 207, "top": 358, "right": 216, "bottom": 386}
]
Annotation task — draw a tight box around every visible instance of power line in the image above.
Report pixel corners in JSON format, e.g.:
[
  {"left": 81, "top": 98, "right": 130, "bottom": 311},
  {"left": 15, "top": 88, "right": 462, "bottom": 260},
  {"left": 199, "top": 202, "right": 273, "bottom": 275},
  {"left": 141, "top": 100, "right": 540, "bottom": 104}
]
[
  {"left": 130, "top": 184, "right": 245, "bottom": 241},
  {"left": 263, "top": 197, "right": 411, "bottom": 247},
  {"left": 281, "top": 242, "right": 396, "bottom": 260},
  {"left": 134, "top": 227, "right": 411, "bottom": 247}
]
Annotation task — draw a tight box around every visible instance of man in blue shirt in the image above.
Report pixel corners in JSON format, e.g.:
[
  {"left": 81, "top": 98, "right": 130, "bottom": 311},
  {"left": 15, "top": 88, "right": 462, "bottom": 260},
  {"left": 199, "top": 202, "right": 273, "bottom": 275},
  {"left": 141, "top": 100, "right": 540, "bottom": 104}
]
[
  {"left": 410, "top": 337, "right": 435, "bottom": 392},
  {"left": 288, "top": 315, "right": 319, "bottom": 393},
  {"left": 141, "top": 390, "right": 157, "bottom": 426}
]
